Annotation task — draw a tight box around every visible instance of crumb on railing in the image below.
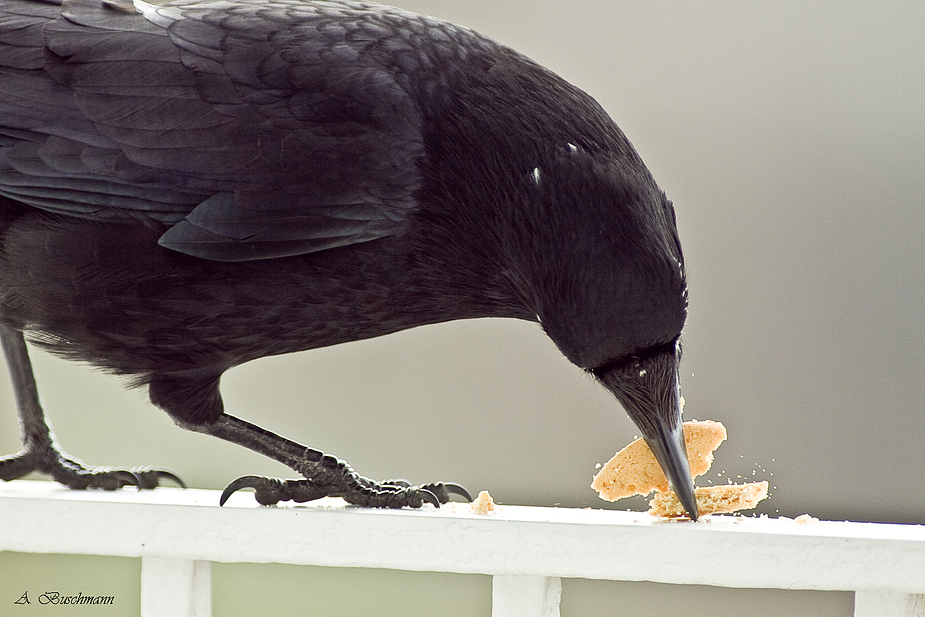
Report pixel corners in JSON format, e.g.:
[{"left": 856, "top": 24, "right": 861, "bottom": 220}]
[{"left": 471, "top": 490, "right": 495, "bottom": 514}]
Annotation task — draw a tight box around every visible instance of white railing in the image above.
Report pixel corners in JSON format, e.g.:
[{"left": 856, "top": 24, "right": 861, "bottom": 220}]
[{"left": 2, "top": 480, "right": 924, "bottom": 617}]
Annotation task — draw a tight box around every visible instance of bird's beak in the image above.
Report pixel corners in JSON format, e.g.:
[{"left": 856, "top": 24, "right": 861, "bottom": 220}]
[
  {"left": 640, "top": 387, "right": 698, "bottom": 521},
  {"left": 595, "top": 343, "right": 698, "bottom": 520}
]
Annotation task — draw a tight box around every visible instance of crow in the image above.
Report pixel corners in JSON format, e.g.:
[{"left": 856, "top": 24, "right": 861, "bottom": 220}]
[{"left": 0, "top": 0, "right": 697, "bottom": 517}]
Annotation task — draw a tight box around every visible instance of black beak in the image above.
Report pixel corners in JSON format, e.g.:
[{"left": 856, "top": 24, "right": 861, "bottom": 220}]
[
  {"left": 594, "top": 342, "right": 698, "bottom": 520},
  {"left": 640, "top": 391, "right": 698, "bottom": 520}
]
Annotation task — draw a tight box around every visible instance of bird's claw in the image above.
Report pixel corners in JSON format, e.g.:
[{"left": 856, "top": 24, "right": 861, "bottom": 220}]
[
  {"left": 0, "top": 448, "right": 184, "bottom": 491},
  {"left": 219, "top": 473, "right": 472, "bottom": 509},
  {"left": 219, "top": 475, "right": 276, "bottom": 506},
  {"left": 421, "top": 482, "right": 472, "bottom": 503},
  {"left": 58, "top": 465, "right": 185, "bottom": 490},
  {"left": 418, "top": 488, "right": 441, "bottom": 508},
  {"left": 375, "top": 478, "right": 472, "bottom": 506},
  {"left": 122, "top": 467, "right": 186, "bottom": 490}
]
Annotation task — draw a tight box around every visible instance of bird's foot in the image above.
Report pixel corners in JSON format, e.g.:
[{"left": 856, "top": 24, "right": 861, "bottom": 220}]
[
  {"left": 220, "top": 466, "right": 471, "bottom": 508},
  {"left": 0, "top": 445, "right": 184, "bottom": 490},
  {"left": 188, "top": 413, "right": 469, "bottom": 508}
]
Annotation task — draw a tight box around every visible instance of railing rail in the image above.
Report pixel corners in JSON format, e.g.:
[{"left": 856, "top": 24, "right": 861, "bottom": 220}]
[{"left": 2, "top": 481, "right": 923, "bottom": 616}]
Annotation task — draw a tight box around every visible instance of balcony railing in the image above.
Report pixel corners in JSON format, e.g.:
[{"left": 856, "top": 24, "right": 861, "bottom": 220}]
[{"left": 1, "top": 481, "right": 923, "bottom": 616}]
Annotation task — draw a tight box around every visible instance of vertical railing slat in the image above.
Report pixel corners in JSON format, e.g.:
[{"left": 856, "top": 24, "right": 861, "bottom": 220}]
[
  {"left": 140, "top": 557, "right": 212, "bottom": 617},
  {"left": 854, "top": 592, "right": 925, "bottom": 617},
  {"left": 491, "top": 575, "right": 561, "bottom": 617}
]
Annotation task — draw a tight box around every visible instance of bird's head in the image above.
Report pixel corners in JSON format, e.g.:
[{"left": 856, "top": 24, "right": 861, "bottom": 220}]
[
  {"left": 417, "top": 48, "right": 697, "bottom": 516},
  {"left": 501, "top": 136, "right": 697, "bottom": 519}
]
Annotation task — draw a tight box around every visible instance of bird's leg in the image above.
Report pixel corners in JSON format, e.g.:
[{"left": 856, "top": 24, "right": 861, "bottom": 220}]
[
  {"left": 179, "top": 413, "right": 470, "bottom": 508},
  {"left": 0, "top": 324, "right": 182, "bottom": 490}
]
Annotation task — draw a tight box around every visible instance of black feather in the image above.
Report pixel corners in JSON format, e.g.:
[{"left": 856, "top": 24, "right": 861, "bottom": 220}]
[{"left": 0, "top": 0, "right": 692, "bottom": 511}]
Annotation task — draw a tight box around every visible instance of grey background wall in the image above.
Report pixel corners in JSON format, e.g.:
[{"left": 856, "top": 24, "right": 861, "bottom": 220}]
[{"left": 2, "top": 1, "right": 922, "bottom": 615}]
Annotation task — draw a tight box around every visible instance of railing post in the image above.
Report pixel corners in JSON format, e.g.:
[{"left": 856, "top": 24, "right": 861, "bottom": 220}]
[
  {"left": 140, "top": 557, "right": 212, "bottom": 617},
  {"left": 491, "top": 575, "right": 561, "bottom": 617},
  {"left": 854, "top": 591, "right": 925, "bottom": 617}
]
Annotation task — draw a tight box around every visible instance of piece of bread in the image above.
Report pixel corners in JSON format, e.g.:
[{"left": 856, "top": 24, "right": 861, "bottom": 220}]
[
  {"left": 648, "top": 481, "right": 769, "bottom": 518},
  {"left": 470, "top": 490, "right": 496, "bottom": 514},
  {"left": 591, "top": 420, "right": 727, "bottom": 501}
]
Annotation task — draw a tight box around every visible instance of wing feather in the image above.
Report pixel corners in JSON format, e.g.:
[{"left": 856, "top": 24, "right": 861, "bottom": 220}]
[{"left": 0, "top": 0, "right": 431, "bottom": 260}]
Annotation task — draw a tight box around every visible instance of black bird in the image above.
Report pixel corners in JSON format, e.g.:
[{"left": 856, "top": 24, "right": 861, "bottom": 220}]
[{"left": 0, "top": 0, "right": 696, "bottom": 517}]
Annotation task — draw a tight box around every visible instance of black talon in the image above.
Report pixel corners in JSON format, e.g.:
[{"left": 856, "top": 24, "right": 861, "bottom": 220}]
[
  {"left": 219, "top": 475, "right": 265, "bottom": 506},
  {"left": 419, "top": 482, "right": 472, "bottom": 504},
  {"left": 443, "top": 483, "right": 472, "bottom": 502},
  {"left": 115, "top": 469, "right": 143, "bottom": 489},
  {"left": 381, "top": 478, "right": 412, "bottom": 488},
  {"left": 418, "top": 488, "right": 441, "bottom": 508},
  {"left": 124, "top": 467, "right": 186, "bottom": 489},
  {"left": 97, "top": 467, "right": 185, "bottom": 490},
  {"left": 154, "top": 469, "right": 186, "bottom": 489}
]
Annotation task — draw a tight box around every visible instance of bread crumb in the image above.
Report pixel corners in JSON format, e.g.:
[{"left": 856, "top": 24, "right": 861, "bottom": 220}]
[
  {"left": 591, "top": 421, "right": 727, "bottom": 501},
  {"left": 794, "top": 513, "right": 818, "bottom": 525},
  {"left": 649, "top": 481, "right": 769, "bottom": 518},
  {"left": 470, "top": 490, "right": 495, "bottom": 514}
]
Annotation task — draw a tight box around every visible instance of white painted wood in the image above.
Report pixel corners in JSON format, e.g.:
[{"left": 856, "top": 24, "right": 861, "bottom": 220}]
[
  {"left": 2, "top": 481, "right": 925, "bottom": 597},
  {"left": 491, "top": 575, "right": 561, "bottom": 617},
  {"left": 854, "top": 592, "right": 925, "bottom": 617},
  {"left": 140, "top": 557, "right": 211, "bottom": 617}
]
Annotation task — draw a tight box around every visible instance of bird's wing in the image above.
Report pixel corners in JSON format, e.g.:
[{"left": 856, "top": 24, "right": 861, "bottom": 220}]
[{"left": 0, "top": 0, "right": 427, "bottom": 261}]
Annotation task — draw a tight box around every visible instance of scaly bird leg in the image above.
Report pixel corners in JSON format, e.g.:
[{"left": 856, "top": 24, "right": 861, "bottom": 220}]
[
  {"left": 0, "top": 324, "right": 182, "bottom": 490},
  {"left": 177, "top": 413, "right": 470, "bottom": 508}
]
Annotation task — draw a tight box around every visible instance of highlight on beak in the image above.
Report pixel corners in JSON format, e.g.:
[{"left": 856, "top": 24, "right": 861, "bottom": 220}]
[{"left": 593, "top": 341, "right": 698, "bottom": 520}]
